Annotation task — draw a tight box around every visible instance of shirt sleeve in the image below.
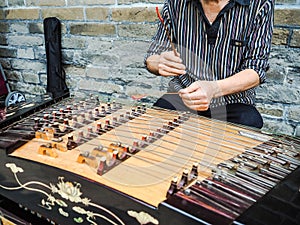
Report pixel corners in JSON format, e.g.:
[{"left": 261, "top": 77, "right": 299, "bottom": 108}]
[
  {"left": 241, "top": 0, "right": 274, "bottom": 84},
  {"left": 144, "top": 2, "right": 174, "bottom": 64}
]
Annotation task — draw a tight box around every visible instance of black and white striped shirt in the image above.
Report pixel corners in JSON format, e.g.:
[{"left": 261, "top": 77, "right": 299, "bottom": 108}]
[{"left": 146, "top": 0, "right": 274, "bottom": 108}]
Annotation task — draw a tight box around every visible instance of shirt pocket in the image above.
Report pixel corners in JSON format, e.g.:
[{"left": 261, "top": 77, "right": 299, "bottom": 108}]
[
  {"left": 227, "top": 38, "right": 248, "bottom": 74},
  {"left": 230, "top": 38, "right": 248, "bottom": 47}
]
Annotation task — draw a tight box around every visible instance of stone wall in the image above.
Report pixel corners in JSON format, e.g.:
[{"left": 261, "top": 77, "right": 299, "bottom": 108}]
[{"left": 0, "top": 0, "right": 299, "bottom": 136}]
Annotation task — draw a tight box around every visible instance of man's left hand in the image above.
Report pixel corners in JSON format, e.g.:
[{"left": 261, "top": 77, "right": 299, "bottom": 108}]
[{"left": 178, "top": 81, "right": 219, "bottom": 111}]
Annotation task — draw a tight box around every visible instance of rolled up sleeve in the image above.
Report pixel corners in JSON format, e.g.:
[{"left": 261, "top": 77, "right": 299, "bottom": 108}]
[{"left": 241, "top": 1, "right": 274, "bottom": 84}]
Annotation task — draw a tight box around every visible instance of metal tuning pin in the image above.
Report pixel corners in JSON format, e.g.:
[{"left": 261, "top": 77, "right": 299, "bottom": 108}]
[
  {"left": 52, "top": 111, "right": 58, "bottom": 123},
  {"left": 75, "top": 130, "right": 84, "bottom": 144},
  {"left": 73, "top": 103, "right": 78, "bottom": 111},
  {"left": 172, "top": 118, "right": 180, "bottom": 127},
  {"left": 94, "top": 107, "right": 100, "bottom": 120},
  {"left": 189, "top": 162, "right": 198, "bottom": 181},
  {"left": 147, "top": 131, "right": 156, "bottom": 143},
  {"left": 277, "top": 153, "right": 300, "bottom": 166},
  {"left": 142, "top": 103, "right": 147, "bottom": 112},
  {"left": 162, "top": 124, "right": 171, "bottom": 134},
  {"left": 33, "top": 117, "right": 40, "bottom": 131},
  {"left": 70, "top": 115, "right": 78, "bottom": 128},
  {"left": 97, "top": 156, "right": 107, "bottom": 176},
  {"left": 140, "top": 135, "right": 149, "bottom": 148},
  {"left": 100, "top": 105, "right": 106, "bottom": 117},
  {"left": 58, "top": 118, "right": 68, "bottom": 133},
  {"left": 212, "top": 167, "right": 226, "bottom": 181},
  {"left": 178, "top": 169, "right": 189, "bottom": 189},
  {"left": 85, "top": 126, "right": 95, "bottom": 140},
  {"left": 104, "top": 119, "right": 113, "bottom": 131},
  {"left": 95, "top": 122, "right": 105, "bottom": 135},
  {"left": 106, "top": 102, "right": 112, "bottom": 114},
  {"left": 112, "top": 117, "right": 120, "bottom": 127},
  {"left": 218, "top": 161, "right": 236, "bottom": 170},
  {"left": 64, "top": 106, "right": 72, "bottom": 119},
  {"left": 106, "top": 150, "right": 118, "bottom": 167},
  {"left": 51, "top": 122, "right": 61, "bottom": 139},
  {"left": 66, "top": 105, "right": 72, "bottom": 111},
  {"left": 129, "top": 141, "right": 139, "bottom": 154},
  {"left": 129, "top": 108, "right": 136, "bottom": 120},
  {"left": 118, "top": 145, "right": 129, "bottom": 160},
  {"left": 178, "top": 112, "right": 189, "bottom": 122},
  {"left": 155, "top": 128, "right": 163, "bottom": 138},
  {"left": 167, "top": 176, "right": 178, "bottom": 198},
  {"left": 58, "top": 108, "right": 65, "bottom": 123},
  {"left": 136, "top": 106, "right": 142, "bottom": 114},
  {"left": 42, "top": 114, "right": 50, "bottom": 127},
  {"left": 86, "top": 110, "right": 93, "bottom": 121},
  {"left": 125, "top": 111, "right": 131, "bottom": 120},
  {"left": 66, "top": 134, "right": 77, "bottom": 150},
  {"left": 119, "top": 114, "right": 128, "bottom": 123}
]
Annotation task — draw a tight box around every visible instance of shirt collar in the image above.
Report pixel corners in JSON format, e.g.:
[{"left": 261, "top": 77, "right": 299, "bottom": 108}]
[{"left": 186, "top": 0, "right": 250, "bottom": 6}]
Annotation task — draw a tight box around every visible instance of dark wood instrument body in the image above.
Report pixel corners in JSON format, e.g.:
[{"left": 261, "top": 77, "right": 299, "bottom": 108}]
[
  {"left": 235, "top": 166, "right": 300, "bottom": 225},
  {"left": 0, "top": 96, "right": 299, "bottom": 225},
  {"left": 0, "top": 148, "right": 208, "bottom": 225}
]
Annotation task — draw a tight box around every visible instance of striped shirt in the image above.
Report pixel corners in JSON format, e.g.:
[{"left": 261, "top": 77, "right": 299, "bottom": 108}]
[{"left": 145, "top": 0, "right": 274, "bottom": 108}]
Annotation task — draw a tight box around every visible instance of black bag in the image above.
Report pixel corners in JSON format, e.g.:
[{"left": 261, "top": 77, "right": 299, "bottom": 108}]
[{"left": 43, "top": 17, "right": 69, "bottom": 98}]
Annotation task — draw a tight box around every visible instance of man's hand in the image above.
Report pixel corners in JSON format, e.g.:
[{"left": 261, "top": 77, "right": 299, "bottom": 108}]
[
  {"left": 178, "top": 81, "right": 219, "bottom": 111},
  {"left": 146, "top": 51, "right": 186, "bottom": 76}
]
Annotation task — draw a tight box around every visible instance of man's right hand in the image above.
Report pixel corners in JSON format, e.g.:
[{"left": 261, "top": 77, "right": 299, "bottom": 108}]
[{"left": 146, "top": 51, "right": 186, "bottom": 76}]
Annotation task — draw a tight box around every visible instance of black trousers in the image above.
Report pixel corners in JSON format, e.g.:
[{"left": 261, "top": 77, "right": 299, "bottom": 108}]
[{"left": 153, "top": 94, "right": 263, "bottom": 129}]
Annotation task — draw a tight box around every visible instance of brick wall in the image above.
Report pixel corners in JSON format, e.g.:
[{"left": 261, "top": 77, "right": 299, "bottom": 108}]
[{"left": 0, "top": 0, "right": 299, "bottom": 136}]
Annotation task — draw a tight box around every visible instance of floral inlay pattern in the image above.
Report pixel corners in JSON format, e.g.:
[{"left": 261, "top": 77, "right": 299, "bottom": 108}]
[{"left": 0, "top": 163, "right": 159, "bottom": 225}]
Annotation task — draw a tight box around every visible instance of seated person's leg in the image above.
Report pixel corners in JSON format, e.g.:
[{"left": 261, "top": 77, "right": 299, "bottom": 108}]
[
  {"left": 225, "top": 103, "right": 263, "bottom": 129},
  {"left": 154, "top": 95, "right": 263, "bottom": 129}
]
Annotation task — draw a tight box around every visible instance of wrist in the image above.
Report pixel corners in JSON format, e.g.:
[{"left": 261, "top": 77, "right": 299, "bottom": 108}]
[{"left": 212, "top": 80, "right": 223, "bottom": 98}]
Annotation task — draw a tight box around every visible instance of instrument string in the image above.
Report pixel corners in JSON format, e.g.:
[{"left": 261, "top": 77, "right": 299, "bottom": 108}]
[
  {"left": 3, "top": 98, "right": 298, "bottom": 169},
  {"left": 12, "top": 116, "right": 296, "bottom": 186},
  {"left": 3, "top": 98, "right": 298, "bottom": 190},
  {"left": 32, "top": 115, "right": 238, "bottom": 171},
  {"left": 114, "top": 107, "right": 300, "bottom": 160},
  {"left": 144, "top": 107, "right": 300, "bottom": 150},
  {"left": 4, "top": 114, "right": 244, "bottom": 183},
  {"left": 5, "top": 102, "right": 299, "bottom": 170},
  {"left": 24, "top": 96, "right": 300, "bottom": 150}
]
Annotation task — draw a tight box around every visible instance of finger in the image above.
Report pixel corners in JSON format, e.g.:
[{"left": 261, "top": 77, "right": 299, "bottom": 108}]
[
  {"left": 194, "top": 104, "right": 210, "bottom": 111},
  {"left": 180, "top": 94, "right": 198, "bottom": 101},
  {"left": 160, "top": 62, "right": 186, "bottom": 72},
  {"left": 161, "top": 51, "right": 182, "bottom": 63},
  {"left": 179, "top": 82, "right": 201, "bottom": 95},
  {"left": 180, "top": 91, "right": 204, "bottom": 101},
  {"left": 183, "top": 98, "right": 208, "bottom": 107},
  {"left": 182, "top": 101, "right": 209, "bottom": 111},
  {"left": 185, "top": 101, "right": 210, "bottom": 111},
  {"left": 158, "top": 64, "right": 186, "bottom": 76},
  {"left": 160, "top": 56, "right": 186, "bottom": 71}
]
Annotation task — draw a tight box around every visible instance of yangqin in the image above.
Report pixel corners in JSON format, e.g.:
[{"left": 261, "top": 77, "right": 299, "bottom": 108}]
[{"left": 0, "top": 95, "right": 299, "bottom": 225}]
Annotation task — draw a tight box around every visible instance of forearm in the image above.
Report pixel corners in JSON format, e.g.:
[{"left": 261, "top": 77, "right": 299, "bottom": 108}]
[
  {"left": 214, "top": 69, "right": 260, "bottom": 98},
  {"left": 145, "top": 54, "right": 160, "bottom": 75}
]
